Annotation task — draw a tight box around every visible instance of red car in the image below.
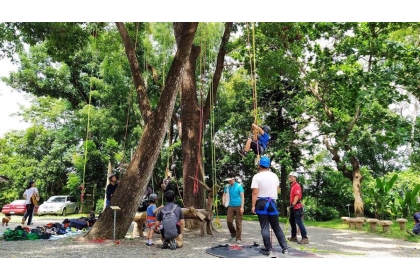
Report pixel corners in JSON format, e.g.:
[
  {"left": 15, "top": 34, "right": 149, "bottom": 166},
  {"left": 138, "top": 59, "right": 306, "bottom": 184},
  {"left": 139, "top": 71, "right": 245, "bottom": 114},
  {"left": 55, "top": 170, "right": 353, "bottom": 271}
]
[{"left": 1, "top": 199, "right": 39, "bottom": 216}]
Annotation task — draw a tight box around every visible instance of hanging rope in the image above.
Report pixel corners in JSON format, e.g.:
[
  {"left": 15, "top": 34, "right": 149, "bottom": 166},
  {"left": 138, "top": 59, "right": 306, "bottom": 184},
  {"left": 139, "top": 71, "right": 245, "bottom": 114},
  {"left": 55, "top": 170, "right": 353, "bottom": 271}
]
[
  {"left": 119, "top": 23, "right": 141, "bottom": 170},
  {"left": 246, "top": 23, "right": 260, "bottom": 163},
  {"left": 208, "top": 27, "right": 221, "bottom": 229},
  {"left": 81, "top": 25, "right": 98, "bottom": 188},
  {"left": 193, "top": 24, "right": 205, "bottom": 195}
]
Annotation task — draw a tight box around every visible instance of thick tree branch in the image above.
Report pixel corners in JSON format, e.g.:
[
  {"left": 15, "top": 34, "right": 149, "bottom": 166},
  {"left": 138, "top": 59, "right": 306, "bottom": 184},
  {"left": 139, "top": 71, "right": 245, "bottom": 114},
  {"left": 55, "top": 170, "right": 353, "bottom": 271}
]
[
  {"left": 203, "top": 22, "right": 233, "bottom": 123},
  {"left": 116, "top": 22, "right": 152, "bottom": 122}
]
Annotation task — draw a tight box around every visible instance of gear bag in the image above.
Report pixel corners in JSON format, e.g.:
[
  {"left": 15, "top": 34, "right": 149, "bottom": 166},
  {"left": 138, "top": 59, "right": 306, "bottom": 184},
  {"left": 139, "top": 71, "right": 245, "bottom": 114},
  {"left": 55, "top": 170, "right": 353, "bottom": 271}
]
[{"left": 161, "top": 204, "right": 179, "bottom": 239}]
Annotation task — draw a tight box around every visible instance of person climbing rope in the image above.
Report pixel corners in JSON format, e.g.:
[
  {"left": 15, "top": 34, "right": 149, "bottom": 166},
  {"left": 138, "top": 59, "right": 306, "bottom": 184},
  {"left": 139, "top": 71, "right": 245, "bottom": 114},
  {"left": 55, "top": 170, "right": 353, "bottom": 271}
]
[{"left": 239, "top": 123, "right": 271, "bottom": 157}]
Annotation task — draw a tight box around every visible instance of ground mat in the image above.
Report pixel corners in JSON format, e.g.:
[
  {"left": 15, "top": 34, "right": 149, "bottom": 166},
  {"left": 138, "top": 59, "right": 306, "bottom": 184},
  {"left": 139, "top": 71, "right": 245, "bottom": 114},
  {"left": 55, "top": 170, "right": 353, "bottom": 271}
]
[{"left": 205, "top": 242, "right": 321, "bottom": 258}]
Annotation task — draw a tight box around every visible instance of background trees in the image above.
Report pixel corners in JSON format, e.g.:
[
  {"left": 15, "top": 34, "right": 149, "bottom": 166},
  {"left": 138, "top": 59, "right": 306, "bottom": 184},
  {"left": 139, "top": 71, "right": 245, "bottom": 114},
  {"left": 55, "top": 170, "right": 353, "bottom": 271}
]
[{"left": 1, "top": 22, "right": 420, "bottom": 237}]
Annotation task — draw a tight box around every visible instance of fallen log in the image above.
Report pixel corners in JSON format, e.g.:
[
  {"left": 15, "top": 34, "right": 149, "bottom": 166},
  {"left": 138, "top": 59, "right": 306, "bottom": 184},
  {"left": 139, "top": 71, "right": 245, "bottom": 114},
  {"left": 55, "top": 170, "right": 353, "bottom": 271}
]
[{"left": 132, "top": 207, "right": 213, "bottom": 238}]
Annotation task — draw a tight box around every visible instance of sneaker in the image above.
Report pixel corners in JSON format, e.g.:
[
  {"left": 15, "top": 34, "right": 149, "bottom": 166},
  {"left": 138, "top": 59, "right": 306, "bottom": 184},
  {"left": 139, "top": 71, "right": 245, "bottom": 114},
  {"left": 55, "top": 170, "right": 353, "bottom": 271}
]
[
  {"left": 229, "top": 236, "right": 235, "bottom": 242},
  {"left": 298, "top": 238, "right": 309, "bottom": 244},
  {"left": 21, "top": 218, "right": 25, "bottom": 225},
  {"left": 145, "top": 242, "right": 154, "bottom": 246},
  {"left": 268, "top": 251, "right": 277, "bottom": 258},
  {"left": 161, "top": 240, "right": 169, "bottom": 249},
  {"left": 169, "top": 238, "right": 177, "bottom": 250},
  {"left": 236, "top": 239, "right": 242, "bottom": 245},
  {"left": 282, "top": 248, "right": 289, "bottom": 254},
  {"left": 287, "top": 236, "right": 298, "bottom": 242}
]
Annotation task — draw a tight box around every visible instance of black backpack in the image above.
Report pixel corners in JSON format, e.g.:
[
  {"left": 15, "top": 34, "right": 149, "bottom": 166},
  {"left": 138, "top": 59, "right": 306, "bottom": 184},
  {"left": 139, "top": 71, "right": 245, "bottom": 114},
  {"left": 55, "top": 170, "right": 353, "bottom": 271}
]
[{"left": 161, "top": 204, "right": 179, "bottom": 239}]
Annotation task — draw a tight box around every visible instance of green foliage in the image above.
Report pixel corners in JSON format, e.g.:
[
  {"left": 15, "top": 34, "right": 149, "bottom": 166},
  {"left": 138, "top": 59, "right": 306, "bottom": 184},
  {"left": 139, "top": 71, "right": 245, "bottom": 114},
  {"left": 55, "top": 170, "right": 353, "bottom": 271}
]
[
  {"left": 95, "top": 198, "right": 104, "bottom": 214},
  {"left": 303, "top": 204, "right": 340, "bottom": 221}
]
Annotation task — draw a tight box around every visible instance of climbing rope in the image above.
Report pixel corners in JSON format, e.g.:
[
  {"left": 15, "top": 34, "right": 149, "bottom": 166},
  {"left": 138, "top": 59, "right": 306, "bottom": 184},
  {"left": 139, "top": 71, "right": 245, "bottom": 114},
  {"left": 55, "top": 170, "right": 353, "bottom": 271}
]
[{"left": 81, "top": 25, "right": 98, "bottom": 187}]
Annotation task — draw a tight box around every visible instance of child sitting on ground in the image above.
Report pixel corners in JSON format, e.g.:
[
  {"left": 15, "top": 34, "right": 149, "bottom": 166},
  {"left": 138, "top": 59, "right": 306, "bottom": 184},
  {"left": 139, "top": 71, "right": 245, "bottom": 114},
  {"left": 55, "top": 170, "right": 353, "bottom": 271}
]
[
  {"left": 145, "top": 193, "right": 163, "bottom": 246},
  {"left": 2, "top": 214, "right": 11, "bottom": 227},
  {"left": 240, "top": 123, "right": 271, "bottom": 157}
]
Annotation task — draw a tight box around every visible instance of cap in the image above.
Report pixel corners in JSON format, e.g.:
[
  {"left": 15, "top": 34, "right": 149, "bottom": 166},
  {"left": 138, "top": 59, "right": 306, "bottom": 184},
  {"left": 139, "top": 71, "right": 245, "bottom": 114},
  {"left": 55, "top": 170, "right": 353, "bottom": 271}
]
[
  {"left": 259, "top": 156, "right": 270, "bottom": 168},
  {"left": 289, "top": 171, "right": 299, "bottom": 178}
]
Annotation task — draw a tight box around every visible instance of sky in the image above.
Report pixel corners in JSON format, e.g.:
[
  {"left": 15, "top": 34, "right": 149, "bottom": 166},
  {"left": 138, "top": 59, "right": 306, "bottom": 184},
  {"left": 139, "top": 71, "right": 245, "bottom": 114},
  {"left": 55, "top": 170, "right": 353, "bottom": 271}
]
[{"left": 0, "top": 58, "right": 31, "bottom": 137}]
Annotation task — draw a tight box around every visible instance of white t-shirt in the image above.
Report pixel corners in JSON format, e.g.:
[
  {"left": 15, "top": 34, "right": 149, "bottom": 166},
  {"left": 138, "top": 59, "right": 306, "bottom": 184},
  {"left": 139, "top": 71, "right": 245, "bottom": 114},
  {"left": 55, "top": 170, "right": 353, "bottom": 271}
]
[
  {"left": 250, "top": 170, "right": 279, "bottom": 199},
  {"left": 23, "top": 187, "right": 39, "bottom": 205}
]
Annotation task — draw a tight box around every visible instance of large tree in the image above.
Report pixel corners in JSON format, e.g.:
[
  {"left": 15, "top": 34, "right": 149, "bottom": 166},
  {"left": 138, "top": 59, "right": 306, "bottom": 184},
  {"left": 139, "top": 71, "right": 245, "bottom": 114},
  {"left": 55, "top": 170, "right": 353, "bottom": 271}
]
[
  {"left": 178, "top": 23, "right": 232, "bottom": 211},
  {"left": 85, "top": 22, "right": 198, "bottom": 239}
]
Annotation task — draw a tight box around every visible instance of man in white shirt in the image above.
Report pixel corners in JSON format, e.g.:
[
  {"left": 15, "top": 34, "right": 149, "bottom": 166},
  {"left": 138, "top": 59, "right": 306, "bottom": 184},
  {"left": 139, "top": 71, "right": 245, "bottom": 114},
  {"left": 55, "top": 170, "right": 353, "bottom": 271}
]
[
  {"left": 251, "top": 156, "right": 288, "bottom": 258},
  {"left": 22, "top": 180, "right": 40, "bottom": 225}
]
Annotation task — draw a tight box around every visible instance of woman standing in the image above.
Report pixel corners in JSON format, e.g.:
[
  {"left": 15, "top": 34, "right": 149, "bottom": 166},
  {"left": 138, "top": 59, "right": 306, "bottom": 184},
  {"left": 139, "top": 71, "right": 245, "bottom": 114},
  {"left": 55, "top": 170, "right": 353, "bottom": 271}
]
[{"left": 22, "top": 180, "right": 40, "bottom": 226}]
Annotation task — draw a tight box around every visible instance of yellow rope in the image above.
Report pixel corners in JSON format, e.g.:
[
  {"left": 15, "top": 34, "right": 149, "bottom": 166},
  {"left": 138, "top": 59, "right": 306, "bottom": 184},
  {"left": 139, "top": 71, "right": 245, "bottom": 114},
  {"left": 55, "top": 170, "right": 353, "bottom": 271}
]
[{"left": 82, "top": 26, "right": 97, "bottom": 186}]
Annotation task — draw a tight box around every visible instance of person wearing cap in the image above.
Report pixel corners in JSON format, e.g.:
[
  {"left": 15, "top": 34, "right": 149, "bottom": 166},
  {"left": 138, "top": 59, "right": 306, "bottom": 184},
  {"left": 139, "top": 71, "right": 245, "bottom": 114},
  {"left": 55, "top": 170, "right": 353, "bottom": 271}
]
[
  {"left": 251, "top": 156, "right": 288, "bottom": 257},
  {"left": 288, "top": 171, "right": 309, "bottom": 244},
  {"left": 222, "top": 172, "right": 244, "bottom": 244},
  {"left": 22, "top": 180, "right": 40, "bottom": 225},
  {"left": 239, "top": 123, "right": 271, "bottom": 157},
  {"left": 145, "top": 193, "right": 164, "bottom": 246},
  {"left": 106, "top": 173, "right": 118, "bottom": 207}
]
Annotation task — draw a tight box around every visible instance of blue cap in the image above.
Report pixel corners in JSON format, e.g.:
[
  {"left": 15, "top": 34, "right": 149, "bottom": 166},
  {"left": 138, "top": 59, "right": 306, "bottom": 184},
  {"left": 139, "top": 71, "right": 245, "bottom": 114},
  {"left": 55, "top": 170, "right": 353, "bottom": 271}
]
[{"left": 259, "top": 156, "right": 270, "bottom": 168}]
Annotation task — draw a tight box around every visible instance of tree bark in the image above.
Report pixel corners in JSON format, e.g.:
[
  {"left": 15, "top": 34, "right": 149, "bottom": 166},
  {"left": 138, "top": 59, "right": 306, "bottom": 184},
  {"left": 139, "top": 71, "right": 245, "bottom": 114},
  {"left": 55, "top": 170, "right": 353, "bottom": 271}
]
[
  {"left": 84, "top": 22, "right": 198, "bottom": 240},
  {"left": 180, "top": 44, "right": 204, "bottom": 209},
  {"left": 179, "top": 23, "right": 232, "bottom": 211}
]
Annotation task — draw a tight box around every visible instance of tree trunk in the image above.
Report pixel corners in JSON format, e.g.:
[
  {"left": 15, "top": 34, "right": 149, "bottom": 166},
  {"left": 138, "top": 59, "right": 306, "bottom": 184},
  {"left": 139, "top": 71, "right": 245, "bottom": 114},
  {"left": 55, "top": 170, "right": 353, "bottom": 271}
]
[
  {"left": 103, "top": 161, "right": 112, "bottom": 212},
  {"left": 351, "top": 156, "right": 364, "bottom": 217},
  {"left": 84, "top": 22, "right": 198, "bottom": 240},
  {"left": 179, "top": 23, "right": 232, "bottom": 211},
  {"left": 181, "top": 45, "right": 205, "bottom": 209}
]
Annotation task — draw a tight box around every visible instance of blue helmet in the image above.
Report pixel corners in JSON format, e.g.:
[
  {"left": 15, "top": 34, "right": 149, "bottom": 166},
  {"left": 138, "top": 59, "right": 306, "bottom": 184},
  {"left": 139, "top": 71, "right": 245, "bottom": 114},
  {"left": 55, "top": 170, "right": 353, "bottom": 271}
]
[{"left": 259, "top": 156, "right": 270, "bottom": 168}]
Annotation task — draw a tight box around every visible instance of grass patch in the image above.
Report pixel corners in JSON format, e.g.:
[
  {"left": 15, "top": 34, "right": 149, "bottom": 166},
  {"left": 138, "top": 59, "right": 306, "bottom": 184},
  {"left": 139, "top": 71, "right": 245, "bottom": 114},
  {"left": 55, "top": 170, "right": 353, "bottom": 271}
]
[{"left": 218, "top": 215, "right": 420, "bottom": 243}]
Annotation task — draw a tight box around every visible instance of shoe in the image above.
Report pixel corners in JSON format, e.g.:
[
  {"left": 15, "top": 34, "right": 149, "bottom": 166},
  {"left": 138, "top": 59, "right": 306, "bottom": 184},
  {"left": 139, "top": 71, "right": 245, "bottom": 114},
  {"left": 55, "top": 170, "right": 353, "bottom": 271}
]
[
  {"left": 298, "top": 238, "right": 309, "bottom": 244},
  {"left": 229, "top": 236, "right": 235, "bottom": 242},
  {"left": 287, "top": 236, "right": 298, "bottom": 242},
  {"left": 21, "top": 218, "right": 25, "bottom": 225},
  {"left": 169, "top": 238, "right": 177, "bottom": 250},
  {"left": 236, "top": 239, "right": 242, "bottom": 244},
  {"left": 267, "top": 251, "right": 277, "bottom": 258},
  {"left": 282, "top": 248, "right": 289, "bottom": 254},
  {"left": 161, "top": 240, "right": 169, "bottom": 249},
  {"left": 145, "top": 243, "right": 154, "bottom": 246}
]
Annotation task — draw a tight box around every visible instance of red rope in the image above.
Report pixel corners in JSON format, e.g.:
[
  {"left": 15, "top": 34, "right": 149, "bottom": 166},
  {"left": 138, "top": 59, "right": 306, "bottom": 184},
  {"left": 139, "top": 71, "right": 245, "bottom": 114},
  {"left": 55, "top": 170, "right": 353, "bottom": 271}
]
[{"left": 193, "top": 105, "right": 203, "bottom": 194}]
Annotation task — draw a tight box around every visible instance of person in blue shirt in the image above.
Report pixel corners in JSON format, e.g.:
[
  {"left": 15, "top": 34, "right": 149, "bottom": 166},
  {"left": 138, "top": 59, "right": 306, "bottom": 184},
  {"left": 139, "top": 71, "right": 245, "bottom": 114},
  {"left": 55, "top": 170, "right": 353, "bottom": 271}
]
[
  {"left": 222, "top": 172, "right": 245, "bottom": 244},
  {"left": 240, "top": 123, "right": 271, "bottom": 157}
]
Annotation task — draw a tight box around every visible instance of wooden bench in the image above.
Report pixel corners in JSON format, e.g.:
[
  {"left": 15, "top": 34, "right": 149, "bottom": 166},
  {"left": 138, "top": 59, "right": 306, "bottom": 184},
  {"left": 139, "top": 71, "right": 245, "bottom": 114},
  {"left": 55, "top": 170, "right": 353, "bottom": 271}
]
[
  {"left": 378, "top": 220, "right": 393, "bottom": 233},
  {"left": 341, "top": 217, "right": 350, "bottom": 224},
  {"left": 366, "top": 218, "right": 379, "bottom": 231},
  {"left": 132, "top": 207, "right": 214, "bottom": 238},
  {"left": 396, "top": 218, "right": 408, "bottom": 230},
  {"left": 348, "top": 218, "right": 365, "bottom": 229}
]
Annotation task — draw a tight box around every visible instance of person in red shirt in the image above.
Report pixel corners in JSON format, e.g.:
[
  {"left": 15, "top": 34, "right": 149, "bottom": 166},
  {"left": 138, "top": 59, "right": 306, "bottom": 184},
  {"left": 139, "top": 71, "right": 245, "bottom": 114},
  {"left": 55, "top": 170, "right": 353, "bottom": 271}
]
[{"left": 288, "top": 172, "right": 309, "bottom": 244}]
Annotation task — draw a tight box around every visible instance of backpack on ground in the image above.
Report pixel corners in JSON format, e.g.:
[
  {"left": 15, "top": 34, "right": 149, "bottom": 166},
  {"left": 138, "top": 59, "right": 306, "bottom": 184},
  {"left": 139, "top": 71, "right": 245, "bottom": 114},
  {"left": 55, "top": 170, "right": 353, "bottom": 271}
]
[
  {"left": 69, "top": 219, "right": 88, "bottom": 230},
  {"left": 161, "top": 204, "right": 179, "bottom": 240}
]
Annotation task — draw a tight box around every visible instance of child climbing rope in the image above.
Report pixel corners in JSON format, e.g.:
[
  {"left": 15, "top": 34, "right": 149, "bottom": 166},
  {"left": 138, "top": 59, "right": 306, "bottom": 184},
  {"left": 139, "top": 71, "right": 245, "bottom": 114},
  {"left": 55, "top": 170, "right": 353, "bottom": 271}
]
[{"left": 239, "top": 123, "right": 271, "bottom": 157}]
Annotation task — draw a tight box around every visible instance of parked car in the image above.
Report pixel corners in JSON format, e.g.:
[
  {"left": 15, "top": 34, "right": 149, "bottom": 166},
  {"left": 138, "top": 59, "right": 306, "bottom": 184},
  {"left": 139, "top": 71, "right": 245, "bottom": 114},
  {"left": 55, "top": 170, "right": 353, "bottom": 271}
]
[
  {"left": 37, "top": 195, "right": 79, "bottom": 216},
  {"left": 1, "top": 199, "right": 39, "bottom": 216}
]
